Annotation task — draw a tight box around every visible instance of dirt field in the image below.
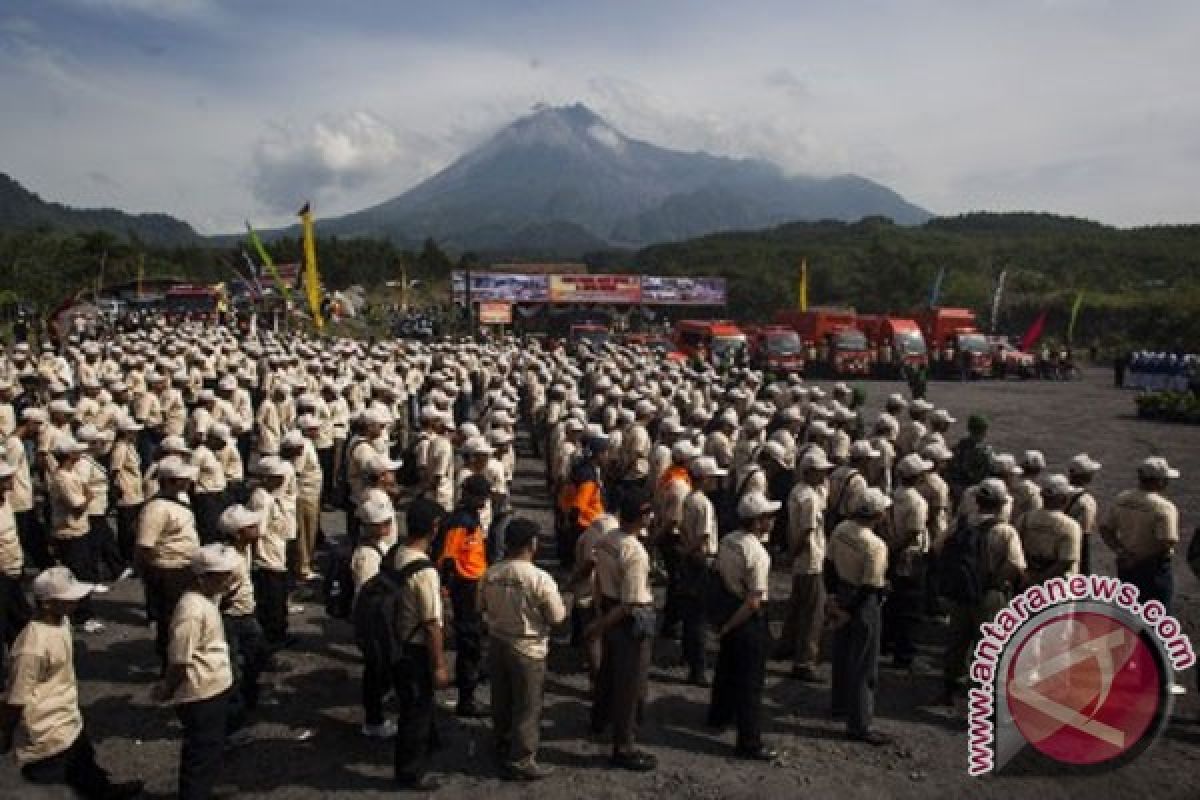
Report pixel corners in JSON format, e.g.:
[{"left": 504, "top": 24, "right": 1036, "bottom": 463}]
[{"left": 4, "top": 367, "right": 1198, "bottom": 799}]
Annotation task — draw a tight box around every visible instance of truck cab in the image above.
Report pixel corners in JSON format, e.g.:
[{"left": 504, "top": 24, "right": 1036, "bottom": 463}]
[
  {"left": 916, "top": 307, "right": 994, "bottom": 379},
  {"left": 674, "top": 320, "right": 748, "bottom": 367},
  {"left": 747, "top": 325, "right": 806, "bottom": 375},
  {"left": 773, "top": 308, "right": 870, "bottom": 378},
  {"left": 858, "top": 315, "right": 929, "bottom": 378}
]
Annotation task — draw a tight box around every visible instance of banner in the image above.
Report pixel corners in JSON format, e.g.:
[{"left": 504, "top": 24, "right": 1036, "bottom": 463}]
[
  {"left": 929, "top": 266, "right": 947, "bottom": 308},
  {"left": 639, "top": 276, "right": 727, "bottom": 305},
  {"left": 477, "top": 301, "right": 512, "bottom": 325},
  {"left": 452, "top": 272, "right": 548, "bottom": 303},
  {"left": 297, "top": 202, "right": 323, "bottom": 331},
  {"left": 1067, "top": 291, "right": 1084, "bottom": 342},
  {"left": 990, "top": 269, "right": 1008, "bottom": 333},
  {"left": 798, "top": 259, "right": 808, "bottom": 311},
  {"left": 245, "top": 221, "right": 292, "bottom": 302},
  {"left": 1020, "top": 310, "right": 1048, "bottom": 352},
  {"left": 549, "top": 274, "right": 642, "bottom": 304}
]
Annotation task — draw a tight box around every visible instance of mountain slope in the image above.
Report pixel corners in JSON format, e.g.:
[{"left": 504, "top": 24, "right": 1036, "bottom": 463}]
[
  {"left": 0, "top": 173, "right": 200, "bottom": 245},
  {"left": 316, "top": 104, "right": 931, "bottom": 251}
]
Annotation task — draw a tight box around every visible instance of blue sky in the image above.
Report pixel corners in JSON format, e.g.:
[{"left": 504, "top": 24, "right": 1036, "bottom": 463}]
[{"left": 2, "top": 0, "right": 1197, "bottom": 232}]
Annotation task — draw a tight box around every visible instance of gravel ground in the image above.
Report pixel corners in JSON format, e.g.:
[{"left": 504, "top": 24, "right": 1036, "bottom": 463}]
[{"left": 3, "top": 367, "right": 1199, "bottom": 799}]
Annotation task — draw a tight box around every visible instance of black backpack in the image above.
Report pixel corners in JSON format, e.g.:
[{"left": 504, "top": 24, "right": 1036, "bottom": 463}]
[
  {"left": 936, "top": 517, "right": 998, "bottom": 605},
  {"left": 323, "top": 542, "right": 384, "bottom": 620},
  {"left": 703, "top": 565, "right": 743, "bottom": 629},
  {"left": 352, "top": 554, "right": 436, "bottom": 661},
  {"left": 397, "top": 435, "right": 425, "bottom": 487}
]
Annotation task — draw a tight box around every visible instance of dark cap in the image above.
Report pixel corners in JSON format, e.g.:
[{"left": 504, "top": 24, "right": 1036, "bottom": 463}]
[
  {"left": 506, "top": 517, "right": 540, "bottom": 551},
  {"left": 619, "top": 488, "right": 653, "bottom": 524},
  {"left": 462, "top": 474, "right": 492, "bottom": 498},
  {"left": 968, "top": 414, "right": 989, "bottom": 433}
]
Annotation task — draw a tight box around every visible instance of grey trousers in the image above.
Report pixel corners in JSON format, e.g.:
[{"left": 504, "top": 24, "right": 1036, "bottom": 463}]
[
  {"left": 779, "top": 573, "right": 826, "bottom": 669},
  {"left": 831, "top": 593, "right": 881, "bottom": 736},
  {"left": 488, "top": 637, "right": 547, "bottom": 768}
]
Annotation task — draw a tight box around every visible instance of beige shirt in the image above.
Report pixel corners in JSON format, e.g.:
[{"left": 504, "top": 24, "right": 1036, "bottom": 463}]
[
  {"left": 1103, "top": 488, "right": 1179, "bottom": 561},
  {"left": 828, "top": 466, "right": 868, "bottom": 523},
  {"left": 49, "top": 467, "right": 90, "bottom": 539},
  {"left": 388, "top": 546, "right": 443, "bottom": 647},
  {"left": 249, "top": 488, "right": 290, "bottom": 572},
  {"left": 192, "top": 445, "right": 226, "bottom": 494},
  {"left": 828, "top": 520, "right": 888, "bottom": 589},
  {"left": 137, "top": 495, "right": 200, "bottom": 569},
  {"left": 1067, "top": 490, "right": 1099, "bottom": 537},
  {"left": 166, "top": 590, "right": 233, "bottom": 705},
  {"left": 593, "top": 528, "right": 653, "bottom": 605},
  {"left": 110, "top": 440, "right": 144, "bottom": 507},
  {"left": 918, "top": 472, "right": 951, "bottom": 551},
  {"left": 425, "top": 435, "right": 455, "bottom": 511},
  {"left": 680, "top": 490, "right": 719, "bottom": 557},
  {"left": 716, "top": 530, "right": 772, "bottom": 601},
  {"left": 224, "top": 547, "right": 256, "bottom": 617},
  {"left": 481, "top": 559, "right": 567, "bottom": 660},
  {"left": 291, "top": 440, "right": 323, "bottom": 501},
  {"left": 619, "top": 424, "right": 651, "bottom": 480},
  {"left": 573, "top": 514, "right": 618, "bottom": 607},
  {"left": 77, "top": 456, "right": 108, "bottom": 517},
  {"left": 4, "top": 434, "right": 34, "bottom": 513},
  {"left": 5, "top": 620, "right": 83, "bottom": 765},
  {"left": 0, "top": 500, "right": 21, "bottom": 577},
  {"left": 1019, "top": 508, "right": 1082, "bottom": 576},
  {"left": 351, "top": 542, "right": 387, "bottom": 593},
  {"left": 787, "top": 482, "right": 827, "bottom": 575},
  {"left": 890, "top": 486, "right": 929, "bottom": 577}
]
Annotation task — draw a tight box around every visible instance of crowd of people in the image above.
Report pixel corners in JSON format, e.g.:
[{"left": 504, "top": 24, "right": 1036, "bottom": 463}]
[
  {"left": 0, "top": 317, "right": 1190, "bottom": 798},
  {"left": 1121, "top": 351, "right": 1199, "bottom": 392}
]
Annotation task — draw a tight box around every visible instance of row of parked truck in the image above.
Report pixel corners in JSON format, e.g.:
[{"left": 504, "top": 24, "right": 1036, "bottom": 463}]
[{"left": 668, "top": 307, "right": 1037, "bottom": 379}]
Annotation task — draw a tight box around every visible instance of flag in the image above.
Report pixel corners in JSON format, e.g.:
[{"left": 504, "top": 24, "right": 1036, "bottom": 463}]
[
  {"left": 929, "top": 266, "right": 947, "bottom": 307},
  {"left": 245, "top": 222, "right": 292, "bottom": 302},
  {"left": 798, "top": 259, "right": 808, "bottom": 312},
  {"left": 298, "top": 202, "right": 324, "bottom": 331},
  {"left": 1019, "top": 310, "right": 1048, "bottom": 352},
  {"left": 1067, "top": 291, "right": 1084, "bottom": 342},
  {"left": 989, "top": 269, "right": 1008, "bottom": 332}
]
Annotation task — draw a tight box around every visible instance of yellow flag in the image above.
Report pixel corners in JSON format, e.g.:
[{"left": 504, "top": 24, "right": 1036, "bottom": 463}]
[
  {"left": 298, "top": 202, "right": 324, "bottom": 331},
  {"left": 798, "top": 258, "right": 809, "bottom": 312}
]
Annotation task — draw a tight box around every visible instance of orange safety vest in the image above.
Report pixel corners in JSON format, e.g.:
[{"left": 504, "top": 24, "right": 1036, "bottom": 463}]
[
  {"left": 658, "top": 465, "right": 692, "bottom": 492},
  {"left": 438, "top": 523, "right": 488, "bottom": 581}
]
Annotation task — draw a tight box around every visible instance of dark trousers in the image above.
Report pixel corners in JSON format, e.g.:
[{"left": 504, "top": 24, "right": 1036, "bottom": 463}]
[
  {"left": 318, "top": 446, "right": 334, "bottom": 504},
  {"left": 115, "top": 504, "right": 142, "bottom": 567},
  {"left": 88, "top": 515, "right": 123, "bottom": 581},
  {"left": 659, "top": 539, "right": 682, "bottom": 634},
  {"left": 15, "top": 509, "right": 51, "bottom": 569},
  {"left": 488, "top": 637, "right": 546, "bottom": 767},
  {"left": 1, "top": 572, "right": 31, "bottom": 647},
  {"left": 359, "top": 646, "right": 390, "bottom": 726},
  {"left": 678, "top": 557, "right": 708, "bottom": 676},
  {"left": 832, "top": 594, "right": 881, "bottom": 736},
  {"left": 252, "top": 569, "right": 288, "bottom": 650},
  {"left": 449, "top": 578, "right": 482, "bottom": 706},
  {"left": 145, "top": 565, "right": 193, "bottom": 668},
  {"left": 192, "top": 492, "right": 225, "bottom": 545},
  {"left": 393, "top": 644, "right": 437, "bottom": 783},
  {"left": 176, "top": 690, "right": 230, "bottom": 800},
  {"left": 223, "top": 614, "right": 265, "bottom": 731},
  {"left": 778, "top": 572, "right": 826, "bottom": 669},
  {"left": 52, "top": 536, "right": 95, "bottom": 624},
  {"left": 1119, "top": 558, "right": 1174, "bottom": 615},
  {"left": 21, "top": 730, "right": 121, "bottom": 800},
  {"left": 708, "top": 613, "right": 768, "bottom": 751},
  {"left": 592, "top": 610, "right": 653, "bottom": 754},
  {"left": 882, "top": 572, "right": 923, "bottom": 663}
]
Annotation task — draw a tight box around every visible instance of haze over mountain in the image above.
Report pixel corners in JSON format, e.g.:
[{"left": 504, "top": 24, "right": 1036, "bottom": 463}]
[
  {"left": 307, "top": 104, "right": 932, "bottom": 253},
  {"left": 0, "top": 173, "right": 200, "bottom": 246}
]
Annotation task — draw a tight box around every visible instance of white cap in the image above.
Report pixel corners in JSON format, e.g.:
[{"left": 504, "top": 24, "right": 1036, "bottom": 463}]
[
  {"left": 253, "top": 456, "right": 290, "bottom": 477},
  {"left": 798, "top": 447, "right": 835, "bottom": 471},
  {"left": 32, "top": 566, "right": 94, "bottom": 602},
  {"left": 296, "top": 414, "right": 320, "bottom": 429},
  {"left": 159, "top": 455, "right": 199, "bottom": 480},
  {"left": 48, "top": 399, "right": 76, "bottom": 415},
  {"left": 910, "top": 399, "right": 934, "bottom": 413},
  {"left": 849, "top": 440, "right": 881, "bottom": 460},
  {"left": 160, "top": 435, "right": 190, "bottom": 454},
  {"left": 852, "top": 487, "right": 892, "bottom": 517},
  {"left": 921, "top": 442, "right": 954, "bottom": 462},
  {"left": 990, "top": 453, "right": 1022, "bottom": 476},
  {"left": 21, "top": 408, "right": 47, "bottom": 423},
  {"left": 1138, "top": 457, "right": 1180, "bottom": 480},
  {"left": 117, "top": 415, "right": 144, "bottom": 432},
  {"left": 660, "top": 417, "right": 684, "bottom": 436},
  {"left": 281, "top": 430, "right": 306, "bottom": 449},
  {"left": 759, "top": 440, "right": 788, "bottom": 465},
  {"left": 190, "top": 543, "right": 243, "bottom": 575},
  {"left": 737, "top": 491, "right": 782, "bottom": 520},
  {"left": 1068, "top": 454, "right": 1102, "bottom": 475},
  {"left": 688, "top": 456, "right": 727, "bottom": 478},
  {"left": 977, "top": 477, "right": 1011, "bottom": 504},
  {"left": 366, "top": 454, "right": 404, "bottom": 475},
  {"left": 897, "top": 453, "right": 935, "bottom": 479},
  {"left": 0, "top": 461, "right": 14, "bottom": 479},
  {"left": 886, "top": 393, "right": 909, "bottom": 409},
  {"left": 1040, "top": 474, "right": 1074, "bottom": 498},
  {"left": 671, "top": 440, "right": 700, "bottom": 463},
  {"left": 462, "top": 436, "right": 495, "bottom": 456},
  {"left": 358, "top": 498, "right": 395, "bottom": 525},
  {"left": 931, "top": 409, "right": 957, "bottom": 425},
  {"left": 52, "top": 436, "right": 87, "bottom": 456},
  {"left": 208, "top": 423, "right": 231, "bottom": 440},
  {"left": 487, "top": 429, "right": 514, "bottom": 446},
  {"left": 1020, "top": 450, "right": 1046, "bottom": 470},
  {"left": 218, "top": 504, "right": 263, "bottom": 534}
]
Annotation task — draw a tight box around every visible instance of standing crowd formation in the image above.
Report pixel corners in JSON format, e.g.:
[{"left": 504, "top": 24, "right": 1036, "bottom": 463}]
[{"left": 0, "top": 318, "right": 1189, "bottom": 798}]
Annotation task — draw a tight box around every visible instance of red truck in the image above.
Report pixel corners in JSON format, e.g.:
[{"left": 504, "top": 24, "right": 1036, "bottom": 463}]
[
  {"left": 914, "top": 307, "right": 993, "bottom": 379},
  {"left": 857, "top": 315, "right": 929, "bottom": 379},
  {"left": 745, "top": 325, "right": 806, "bottom": 375},
  {"left": 674, "top": 320, "right": 748, "bottom": 367},
  {"left": 773, "top": 308, "right": 871, "bottom": 378}
]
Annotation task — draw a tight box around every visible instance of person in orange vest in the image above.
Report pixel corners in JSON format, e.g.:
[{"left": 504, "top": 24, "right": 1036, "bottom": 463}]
[
  {"left": 655, "top": 440, "right": 698, "bottom": 642},
  {"left": 558, "top": 434, "right": 609, "bottom": 571},
  {"left": 436, "top": 473, "right": 491, "bottom": 718}
]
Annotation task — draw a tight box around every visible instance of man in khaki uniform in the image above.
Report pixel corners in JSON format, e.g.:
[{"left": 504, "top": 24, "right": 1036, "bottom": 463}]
[
  {"left": 778, "top": 447, "right": 834, "bottom": 681},
  {"left": 1101, "top": 457, "right": 1180, "bottom": 612},
  {"left": 1018, "top": 474, "right": 1083, "bottom": 583},
  {"left": 0, "top": 463, "right": 30, "bottom": 664},
  {"left": 1066, "top": 453, "right": 1102, "bottom": 573},
  {"left": 827, "top": 440, "right": 876, "bottom": 531},
  {"left": 586, "top": 490, "right": 657, "bottom": 772},
  {"left": 7, "top": 409, "right": 48, "bottom": 569},
  {"left": 1, "top": 567, "right": 142, "bottom": 798},
  {"left": 138, "top": 456, "right": 202, "bottom": 666},
  {"left": 886, "top": 455, "right": 932, "bottom": 668},
  {"left": 155, "top": 544, "right": 239, "bottom": 800},
  {"left": 480, "top": 518, "right": 566, "bottom": 781},
  {"left": 827, "top": 487, "right": 892, "bottom": 745},
  {"left": 48, "top": 438, "right": 101, "bottom": 633},
  {"left": 677, "top": 456, "right": 725, "bottom": 686}
]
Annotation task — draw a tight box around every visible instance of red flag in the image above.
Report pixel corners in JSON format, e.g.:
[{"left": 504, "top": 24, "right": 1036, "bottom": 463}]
[{"left": 1019, "top": 310, "right": 1048, "bottom": 352}]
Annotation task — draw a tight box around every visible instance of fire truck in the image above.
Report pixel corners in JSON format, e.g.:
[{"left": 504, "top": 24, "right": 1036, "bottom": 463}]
[
  {"left": 673, "top": 320, "right": 748, "bottom": 367},
  {"left": 856, "top": 315, "right": 929, "bottom": 378},
  {"left": 745, "top": 325, "right": 806, "bottom": 375},
  {"left": 773, "top": 308, "right": 871, "bottom": 378},
  {"left": 914, "top": 307, "right": 994, "bottom": 379}
]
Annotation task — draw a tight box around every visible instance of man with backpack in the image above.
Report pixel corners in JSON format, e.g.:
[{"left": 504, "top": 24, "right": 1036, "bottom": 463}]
[
  {"left": 352, "top": 498, "right": 399, "bottom": 739},
  {"left": 939, "top": 479, "right": 1026, "bottom": 706}
]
